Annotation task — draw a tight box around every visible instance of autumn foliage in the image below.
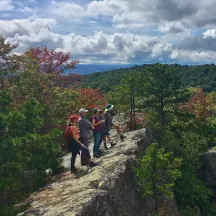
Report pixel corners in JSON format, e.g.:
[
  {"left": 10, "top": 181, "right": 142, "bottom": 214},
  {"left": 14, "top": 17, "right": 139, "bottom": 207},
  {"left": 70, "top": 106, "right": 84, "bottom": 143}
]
[
  {"left": 76, "top": 88, "right": 107, "bottom": 109},
  {"left": 25, "top": 47, "right": 81, "bottom": 87},
  {"left": 26, "top": 47, "right": 79, "bottom": 75},
  {"left": 180, "top": 88, "right": 214, "bottom": 121},
  {"left": 0, "top": 37, "right": 108, "bottom": 213}
]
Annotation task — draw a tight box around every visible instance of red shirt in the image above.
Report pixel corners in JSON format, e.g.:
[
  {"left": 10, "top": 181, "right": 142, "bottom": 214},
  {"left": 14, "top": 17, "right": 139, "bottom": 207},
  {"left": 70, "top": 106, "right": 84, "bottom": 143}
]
[{"left": 65, "top": 126, "right": 79, "bottom": 140}]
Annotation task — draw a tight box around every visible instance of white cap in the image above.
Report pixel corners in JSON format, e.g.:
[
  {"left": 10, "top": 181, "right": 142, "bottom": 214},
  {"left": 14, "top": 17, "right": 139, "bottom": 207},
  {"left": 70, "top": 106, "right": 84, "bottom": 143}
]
[{"left": 79, "top": 108, "right": 88, "bottom": 114}]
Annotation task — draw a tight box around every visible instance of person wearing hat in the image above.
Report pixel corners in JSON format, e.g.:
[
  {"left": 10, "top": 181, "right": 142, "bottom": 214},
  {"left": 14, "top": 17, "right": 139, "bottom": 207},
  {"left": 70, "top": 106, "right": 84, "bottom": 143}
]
[
  {"left": 65, "top": 115, "right": 94, "bottom": 173},
  {"left": 78, "top": 108, "right": 95, "bottom": 165},
  {"left": 104, "top": 104, "right": 126, "bottom": 145},
  {"left": 100, "top": 111, "right": 112, "bottom": 150},
  {"left": 92, "top": 108, "right": 105, "bottom": 157}
]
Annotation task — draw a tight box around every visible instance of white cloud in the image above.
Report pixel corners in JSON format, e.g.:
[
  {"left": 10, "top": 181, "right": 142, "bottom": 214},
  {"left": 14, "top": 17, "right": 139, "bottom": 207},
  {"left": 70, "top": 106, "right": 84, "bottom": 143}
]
[
  {"left": 44, "top": 0, "right": 216, "bottom": 35},
  {"left": 203, "top": 29, "right": 216, "bottom": 38},
  {"left": 151, "top": 43, "right": 173, "bottom": 58},
  {"left": 2, "top": 1, "right": 216, "bottom": 64},
  {"left": 170, "top": 49, "right": 216, "bottom": 62},
  {"left": 87, "top": 0, "right": 126, "bottom": 17},
  {"left": 0, "top": 18, "right": 159, "bottom": 63},
  {"left": 50, "top": 1, "right": 85, "bottom": 19},
  {"left": 0, "top": 18, "right": 56, "bottom": 38},
  {"left": 0, "top": 0, "right": 14, "bottom": 11}
]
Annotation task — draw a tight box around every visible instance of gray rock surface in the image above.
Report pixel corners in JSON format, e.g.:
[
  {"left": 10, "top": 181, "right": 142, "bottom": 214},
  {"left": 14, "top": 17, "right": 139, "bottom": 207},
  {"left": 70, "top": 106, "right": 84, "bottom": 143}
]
[
  {"left": 17, "top": 128, "right": 179, "bottom": 216},
  {"left": 201, "top": 148, "right": 216, "bottom": 199}
]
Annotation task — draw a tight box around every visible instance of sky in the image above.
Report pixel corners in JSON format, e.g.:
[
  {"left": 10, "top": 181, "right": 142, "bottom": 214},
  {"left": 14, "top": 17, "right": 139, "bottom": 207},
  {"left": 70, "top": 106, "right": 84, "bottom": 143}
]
[{"left": 1, "top": 0, "right": 216, "bottom": 64}]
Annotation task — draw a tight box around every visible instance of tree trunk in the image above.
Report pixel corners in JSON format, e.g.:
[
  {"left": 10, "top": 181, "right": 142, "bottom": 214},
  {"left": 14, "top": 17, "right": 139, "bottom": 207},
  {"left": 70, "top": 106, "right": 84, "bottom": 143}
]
[
  {"left": 152, "top": 144, "right": 159, "bottom": 214},
  {"left": 130, "top": 87, "right": 133, "bottom": 131},
  {"left": 132, "top": 88, "right": 136, "bottom": 130},
  {"left": 40, "top": 107, "right": 50, "bottom": 134},
  {"left": 160, "top": 97, "right": 165, "bottom": 127}
]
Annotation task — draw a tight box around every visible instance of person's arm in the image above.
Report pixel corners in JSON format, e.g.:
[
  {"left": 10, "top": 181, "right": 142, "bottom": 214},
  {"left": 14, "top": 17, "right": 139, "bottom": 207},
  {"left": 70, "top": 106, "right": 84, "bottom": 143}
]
[{"left": 92, "top": 117, "right": 104, "bottom": 127}]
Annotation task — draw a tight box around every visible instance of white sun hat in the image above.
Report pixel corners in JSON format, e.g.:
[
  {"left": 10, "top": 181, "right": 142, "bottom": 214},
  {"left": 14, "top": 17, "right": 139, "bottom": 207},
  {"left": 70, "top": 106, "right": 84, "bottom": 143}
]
[{"left": 79, "top": 108, "right": 88, "bottom": 114}]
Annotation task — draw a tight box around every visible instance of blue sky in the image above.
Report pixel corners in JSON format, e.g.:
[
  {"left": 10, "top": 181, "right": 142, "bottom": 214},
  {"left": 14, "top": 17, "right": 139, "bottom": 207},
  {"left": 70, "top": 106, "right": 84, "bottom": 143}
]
[{"left": 1, "top": 0, "right": 216, "bottom": 64}]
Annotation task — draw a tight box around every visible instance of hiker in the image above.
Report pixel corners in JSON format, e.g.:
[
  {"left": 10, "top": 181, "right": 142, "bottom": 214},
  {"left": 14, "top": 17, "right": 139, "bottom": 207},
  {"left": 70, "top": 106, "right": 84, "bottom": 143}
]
[
  {"left": 104, "top": 104, "right": 126, "bottom": 147},
  {"left": 99, "top": 111, "right": 104, "bottom": 145},
  {"left": 92, "top": 108, "right": 104, "bottom": 157},
  {"left": 78, "top": 108, "right": 95, "bottom": 165},
  {"left": 100, "top": 111, "right": 111, "bottom": 150},
  {"left": 65, "top": 115, "right": 93, "bottom": 173}
]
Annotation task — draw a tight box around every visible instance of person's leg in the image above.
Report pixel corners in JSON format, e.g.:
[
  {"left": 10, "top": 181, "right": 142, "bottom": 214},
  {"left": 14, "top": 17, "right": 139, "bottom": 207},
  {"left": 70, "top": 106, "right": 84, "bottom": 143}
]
[
  {"left": 107, "top": 135, "right": 111, "bottom": 142},
  {"left": 93, "top": 132, "right": 98, "bottom": 157},
  {"left": 93, "top": 132, "right": 101, "bottom": 157},
  {"left": 81, "top": 138, "right": 91, "bottom": 165},
  {"left": 98, "top": 132, "right": 102, "bottom": 154},
  {"left": 114, "top": 124, "right": 121, "bottom": 134},
  {"left": 106, "top": 133, "right": 117, "bottom": 148},
  {"left": 81, "top": 147, "right": 97, "bottom": 167},
  {"left": 103, "top": 135, "right": 106, "bottom": 142},
  {"left": 104, "top": 131, "right": 116, "bottom": 148},
  {"left": 113, "top": 124, "right": 126, "bottom": 141},
  {"left": 96, "top": 132, "right": 101, "bottom": 155},
  {"left": 71, "top": 152, "right": 78, "bottom": 173},
  {"left": 103, "top": 132, "right": 109, "bottom": 150}
]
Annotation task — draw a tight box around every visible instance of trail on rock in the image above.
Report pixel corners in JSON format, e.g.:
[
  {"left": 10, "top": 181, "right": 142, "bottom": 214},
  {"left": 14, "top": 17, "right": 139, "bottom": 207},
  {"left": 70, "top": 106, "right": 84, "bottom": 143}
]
[{"left": 17, "top": 128, "right": 179, "bottom": 216}]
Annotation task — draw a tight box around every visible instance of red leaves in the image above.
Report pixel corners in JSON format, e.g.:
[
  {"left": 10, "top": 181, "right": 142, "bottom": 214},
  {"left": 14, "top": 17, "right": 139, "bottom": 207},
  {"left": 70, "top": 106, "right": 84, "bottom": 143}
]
[
  {"left": 181, "top": 88, "right": 213, "bottom": 121},
  {"left": 25, "top": 47, "right": 80, "bottom": 87},
  {"left": 26, "top": 47, "right": 79, "bottom": 75},
  {"left": 76, "top": 88, "right": 107, "bottom": 109}
]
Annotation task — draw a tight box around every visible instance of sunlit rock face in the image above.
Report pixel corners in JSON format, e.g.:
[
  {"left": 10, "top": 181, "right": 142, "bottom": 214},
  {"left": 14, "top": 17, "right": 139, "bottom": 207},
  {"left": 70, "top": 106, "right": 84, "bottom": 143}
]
[
  {"left": 201, "top": 148, "right": 216, "bottom": 203},
  {"left": 18, "top": 128, "right": 179, "bottom": 216}
]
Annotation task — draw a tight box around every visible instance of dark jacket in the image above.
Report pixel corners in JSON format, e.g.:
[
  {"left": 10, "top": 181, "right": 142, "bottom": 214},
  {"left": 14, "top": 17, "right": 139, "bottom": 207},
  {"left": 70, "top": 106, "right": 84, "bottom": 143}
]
[{"left": 104, "top": 111, "right": 114, "bottom": 131}]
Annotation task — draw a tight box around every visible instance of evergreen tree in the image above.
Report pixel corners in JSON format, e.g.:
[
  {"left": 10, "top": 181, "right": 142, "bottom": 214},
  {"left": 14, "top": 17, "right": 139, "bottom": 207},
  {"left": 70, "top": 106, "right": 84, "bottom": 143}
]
[
  {"left": 0, "top": 90, "right": 62, "bottom": 208},
  {"left": 0, "top": 36, "right": 18, "bottom": 90},
  {"left": 134, "top": 143, "right": 182, "bottom": 214},
  {"left": 107, "top": 69, "right": 142, "bottom": 130}
]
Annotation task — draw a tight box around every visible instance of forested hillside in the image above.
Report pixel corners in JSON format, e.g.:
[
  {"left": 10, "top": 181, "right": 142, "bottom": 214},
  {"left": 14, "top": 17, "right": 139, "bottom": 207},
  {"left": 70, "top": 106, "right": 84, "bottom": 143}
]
[
  {"left": 0, "top": 36, "right": 107, "bottom": 215},
  {"left": 1, "top": 34, "right": 216, "bottom": 216},
  {"left": 81, "top": 64, "right": 216, "bottom": 93}
]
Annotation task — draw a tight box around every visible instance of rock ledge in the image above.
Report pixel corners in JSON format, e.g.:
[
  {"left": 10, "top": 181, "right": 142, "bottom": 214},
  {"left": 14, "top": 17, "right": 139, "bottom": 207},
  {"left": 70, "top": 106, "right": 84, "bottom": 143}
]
[{"left": 18, "top": 129, "right": 178, "bottom": 216}]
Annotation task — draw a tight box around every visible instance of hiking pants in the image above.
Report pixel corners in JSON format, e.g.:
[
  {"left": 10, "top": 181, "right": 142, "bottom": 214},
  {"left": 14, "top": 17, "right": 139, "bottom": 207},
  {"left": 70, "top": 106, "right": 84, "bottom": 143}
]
[
  {"left": 71, "top": 143, "right": 89, "bottom": 170},
  {"left": 93, "top": 132, "right": 101, "bottom": 156},
  {"left": 80, "top": 138, "right": 91, "bottom": 165}
]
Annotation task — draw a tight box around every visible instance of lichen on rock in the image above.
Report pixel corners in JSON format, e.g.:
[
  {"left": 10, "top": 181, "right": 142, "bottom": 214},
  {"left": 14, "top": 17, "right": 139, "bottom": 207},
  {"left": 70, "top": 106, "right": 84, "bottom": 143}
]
[{"left": 17, "top": 128, "right": 179, "bottom": 216}]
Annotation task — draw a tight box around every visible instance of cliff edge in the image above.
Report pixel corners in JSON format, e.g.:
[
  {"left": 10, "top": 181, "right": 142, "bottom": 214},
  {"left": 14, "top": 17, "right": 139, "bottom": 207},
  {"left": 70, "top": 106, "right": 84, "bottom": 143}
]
[{"left": 18, "top": 129, "right": 179, "bottom": 216}]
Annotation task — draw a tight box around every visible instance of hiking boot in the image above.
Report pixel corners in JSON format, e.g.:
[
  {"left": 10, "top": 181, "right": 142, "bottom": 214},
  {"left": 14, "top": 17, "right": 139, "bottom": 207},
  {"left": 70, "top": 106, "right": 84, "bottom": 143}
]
[
  {"left": 93, "top": 154, "right": 101, "bottom": 158},
  {"left": 71, "top": 167, "right": 79, "bottom": 173},
  {"left": 89, "top": 161, "right": 98, "bottom": 167},
  {"left": 103, "top": 142, "right": 108, "bottom": 150},
  {"left": 81, "top": 160, "right": 91, "bottom": 166},
  {"left": 110, "top": 142, "right": 117, "bottom": 148},
  {"left": 98, "top": 149, "right": 102, "bottom": 154},
  {"left": 120, "top": 134, "right": 126, "bottom": 141}
]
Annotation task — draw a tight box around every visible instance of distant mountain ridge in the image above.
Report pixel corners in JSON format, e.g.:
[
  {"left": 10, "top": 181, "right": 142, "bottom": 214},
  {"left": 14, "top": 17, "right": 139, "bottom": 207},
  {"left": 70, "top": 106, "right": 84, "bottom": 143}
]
[
  {"left": 80, "top": 63, "right": 216, "bottom": 93},
  {"left": 65, "top": 64, "right": 138, "bottom": 75}
]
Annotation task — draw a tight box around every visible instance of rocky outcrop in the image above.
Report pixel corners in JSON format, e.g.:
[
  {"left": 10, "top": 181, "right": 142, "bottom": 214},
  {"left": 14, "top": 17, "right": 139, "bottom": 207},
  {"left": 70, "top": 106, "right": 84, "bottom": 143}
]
[
  {"left": 18, "top": 128, "right": 179, "bottom": 216},
  {"left": 201, "top": 148, "right": 216, "bottom": 201}
]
